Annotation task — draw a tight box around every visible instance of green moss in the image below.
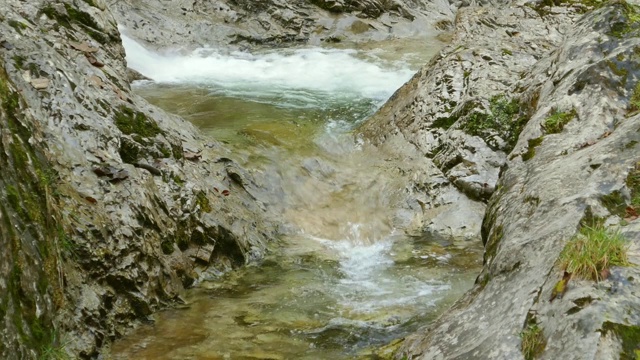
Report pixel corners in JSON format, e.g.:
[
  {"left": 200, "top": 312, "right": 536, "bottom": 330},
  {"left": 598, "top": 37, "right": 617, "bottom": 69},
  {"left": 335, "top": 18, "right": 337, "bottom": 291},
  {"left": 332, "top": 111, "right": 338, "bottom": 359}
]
[
  {"left": 113, "top": 106, "right": 162, "bottom": 137},
  {"left": 81, "top": 0, "right": 97, "bottom": 7},
  {"left": 522, "top": 137, "right": 544, "bottom": 161},
  {"left": 524, "top": 195, "right": 541, "bottom": 206},
  {"left": 609, "top": 2, "right": 640, "bottom": 38},
  {"left": 602, "top": 322, "right": 640, "bottom": 360},
  {"left": 171, "top": 143, "right": 183, "bottom": 160},
  {"left": 171, "top": 173, "right": 184, "bottom": 186},
  {"left": 542, "top": 108, "right": 577, "bottom": 134},
  {"left": 8, "top": 20, "right": 28, "bottom": 35},
  {"left": 40, "top": 4, "right": 118, "bottom": 44},
  {"left": 461, "top": 95, "right": 527, "bottom": 151},
  {"left": 484, "top": 224, "right": 504, "bottom": 264},
  {"left": 12, "top": 55, "right": 26, "bottom": 70},
  {"left": 160, "top": 240, "right": 174, "bottom": 255},
  {"left": 157, "top": 144, "right": 172, "bottom": 158},
  {"left": 195, "top": 191, "right": 212, "bottom": 213},
  {"left": 432, "top": 114, "right": 459, "bottom": 129},
  {"left": 118, "top": 139, "right": 140, "bottom": 164},
  {"left": 559, "top": 224, "right": 629, "bottom": 281},
  {"left": 629, "top": 82, "right": 640, "bottom": 112},
  {"left": 608, "top": 59, "right": 629, "bottom": 79},
  {"left": 601, "top": 190, "right": 627, "bottom": 217}
]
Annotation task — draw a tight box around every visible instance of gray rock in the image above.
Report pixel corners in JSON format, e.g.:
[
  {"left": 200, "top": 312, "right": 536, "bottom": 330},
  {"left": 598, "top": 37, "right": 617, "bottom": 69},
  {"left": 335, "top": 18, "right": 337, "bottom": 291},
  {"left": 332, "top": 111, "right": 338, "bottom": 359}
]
[
  {"left": 357, "top": 2, "right": 640, "bottom": 359},
  {"left": 0, "top": 0, "right": 280, "bottom": 357}
]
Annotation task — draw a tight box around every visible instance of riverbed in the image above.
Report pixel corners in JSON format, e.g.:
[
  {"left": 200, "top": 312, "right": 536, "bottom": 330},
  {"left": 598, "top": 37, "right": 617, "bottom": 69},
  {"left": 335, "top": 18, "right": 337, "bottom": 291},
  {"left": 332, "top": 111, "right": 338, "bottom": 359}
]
[{"left": 110, "top": 35, "right": 483, "bottom": 359}]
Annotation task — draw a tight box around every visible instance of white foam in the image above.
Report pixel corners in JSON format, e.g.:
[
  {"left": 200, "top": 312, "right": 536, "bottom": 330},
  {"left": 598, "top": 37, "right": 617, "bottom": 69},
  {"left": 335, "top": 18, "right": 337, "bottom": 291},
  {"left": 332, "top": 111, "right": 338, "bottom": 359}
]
[
  {"left": 309, "top": 226, "right": 449, "bottom": 314},
  {"left": 120, "top": 32, "right": 413, "bottom": 104}
]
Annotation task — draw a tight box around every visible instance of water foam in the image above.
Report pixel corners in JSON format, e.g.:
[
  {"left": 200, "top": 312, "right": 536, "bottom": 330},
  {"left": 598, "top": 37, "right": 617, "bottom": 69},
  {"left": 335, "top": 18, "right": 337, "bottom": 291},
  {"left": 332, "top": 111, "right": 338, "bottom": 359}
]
[
  {"left": 120, "top": 33, "right": 414, "bottom": 106},
  {"left": 311, "top": 225, "right": 449, "bottom": 315}
]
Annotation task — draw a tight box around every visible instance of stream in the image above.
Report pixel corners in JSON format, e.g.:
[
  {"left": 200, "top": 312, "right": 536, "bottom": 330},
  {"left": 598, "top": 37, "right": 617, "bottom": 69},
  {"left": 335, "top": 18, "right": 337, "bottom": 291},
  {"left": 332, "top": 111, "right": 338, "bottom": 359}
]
[{"left": 110, "top": 34, "right": 483, "bottom": 359}]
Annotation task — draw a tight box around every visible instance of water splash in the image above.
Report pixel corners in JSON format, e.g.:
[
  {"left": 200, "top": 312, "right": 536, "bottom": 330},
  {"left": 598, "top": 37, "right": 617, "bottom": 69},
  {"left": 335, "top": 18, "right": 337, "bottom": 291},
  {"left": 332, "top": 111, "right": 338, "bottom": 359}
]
[
  {"left": 310, "top": 226, "right": 450, "bottom": 316},
  {"left": 120, "top": 32, "right": 414, "bottom": 108}
]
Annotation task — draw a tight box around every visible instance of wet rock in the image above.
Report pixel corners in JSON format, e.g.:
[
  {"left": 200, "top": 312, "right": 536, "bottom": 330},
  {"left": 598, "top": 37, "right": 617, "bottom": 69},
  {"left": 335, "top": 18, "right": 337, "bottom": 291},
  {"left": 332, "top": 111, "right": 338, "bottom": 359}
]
[
  {"left": 0, "top": 0, "right": 279, "bottom": 357},
  {"left": 360, "top": 2, "right": 640, "bottom": 359}
]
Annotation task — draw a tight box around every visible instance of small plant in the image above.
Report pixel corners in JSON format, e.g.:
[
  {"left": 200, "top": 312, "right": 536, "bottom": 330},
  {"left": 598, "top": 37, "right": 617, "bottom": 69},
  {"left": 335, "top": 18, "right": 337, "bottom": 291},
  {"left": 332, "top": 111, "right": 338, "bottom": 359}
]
[
  {"left": 38, "top": 331, "right": 71, "bottom": 360},
  {"left": 521, "top": 323, "right": 546, "bottom": 360},
  {"left": 522, "top": 137, "right": 543, "bottom": 161},
  {"left": 542, "top": 108, "right": 576, "bottom": 134},
  {"left": 629, "top": 82, "right": 640, "bottom": 113},
  {"left": 559, "top": 225, "right": 630, "bottom": 281},
  {"left": 627, "top": 161, "right": 640, "bottom": 208}
]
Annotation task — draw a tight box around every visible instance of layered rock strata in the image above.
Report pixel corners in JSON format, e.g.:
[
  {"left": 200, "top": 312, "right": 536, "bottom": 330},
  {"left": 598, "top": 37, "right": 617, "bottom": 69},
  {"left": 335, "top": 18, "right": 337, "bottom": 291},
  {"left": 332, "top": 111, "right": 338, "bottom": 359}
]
[
  {"left": 0, "top": 0, "right": 278, "bottom": 357},
  {"left": 358, "top": 1, "right": 640, "bottom": 358}
]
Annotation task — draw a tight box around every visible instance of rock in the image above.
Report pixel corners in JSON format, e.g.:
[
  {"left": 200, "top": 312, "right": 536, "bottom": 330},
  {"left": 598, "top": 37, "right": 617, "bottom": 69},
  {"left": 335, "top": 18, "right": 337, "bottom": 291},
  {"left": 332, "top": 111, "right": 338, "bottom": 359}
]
[
  {"left": 1, "top": 40, "right": 13, "bottom": 50},
  {"left": 69, "top": 41, "right": 99, "bottom": 53},
  {"left": 30, "top": 77, "right": 50, "bottom": 89},
  {"left": 0, "top": 0, "right": 279, "bottom": 358},
  {"left": 110, "top": 0, "right": 456, "bottom": 51},
  {"left": 357, "top": 2, "right": 640, "bottom": 359}
]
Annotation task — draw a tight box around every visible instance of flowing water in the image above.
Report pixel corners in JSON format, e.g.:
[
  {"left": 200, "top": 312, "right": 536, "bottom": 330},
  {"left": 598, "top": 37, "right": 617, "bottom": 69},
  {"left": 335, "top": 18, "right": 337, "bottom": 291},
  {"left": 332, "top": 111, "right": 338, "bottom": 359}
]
[{"left": 110, "top": 34, "right": 483, "bottom": 359}]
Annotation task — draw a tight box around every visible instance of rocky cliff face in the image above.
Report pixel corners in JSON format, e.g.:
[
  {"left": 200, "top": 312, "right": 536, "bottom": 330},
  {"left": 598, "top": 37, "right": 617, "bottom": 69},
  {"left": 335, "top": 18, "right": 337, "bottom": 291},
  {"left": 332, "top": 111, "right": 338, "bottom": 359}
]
[
  {"left": 108, "top": 0, "right": 456, "bottom": 50},
  {"left": 0, "top": 0, "right": 279, "bottom": 357},
  {"left": 359, "top": 1, "right": 640, "bottom": 359}
]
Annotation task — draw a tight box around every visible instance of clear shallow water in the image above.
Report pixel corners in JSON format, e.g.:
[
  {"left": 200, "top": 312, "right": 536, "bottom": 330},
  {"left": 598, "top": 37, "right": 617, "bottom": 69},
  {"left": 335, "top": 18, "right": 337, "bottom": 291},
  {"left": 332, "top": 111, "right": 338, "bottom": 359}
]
[{"left": 111, "top": 35, "right": 482, "bottom": 359}]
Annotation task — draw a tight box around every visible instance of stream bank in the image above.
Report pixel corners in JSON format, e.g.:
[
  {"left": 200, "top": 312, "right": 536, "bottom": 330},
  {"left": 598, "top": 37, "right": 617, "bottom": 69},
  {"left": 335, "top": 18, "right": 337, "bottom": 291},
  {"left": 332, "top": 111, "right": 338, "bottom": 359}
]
[
  {"left": 2, "top": 0, "right": 640, "bottom": 359},
  {"left": 108, "top": 36, "right": 483, "bottom": 359}
]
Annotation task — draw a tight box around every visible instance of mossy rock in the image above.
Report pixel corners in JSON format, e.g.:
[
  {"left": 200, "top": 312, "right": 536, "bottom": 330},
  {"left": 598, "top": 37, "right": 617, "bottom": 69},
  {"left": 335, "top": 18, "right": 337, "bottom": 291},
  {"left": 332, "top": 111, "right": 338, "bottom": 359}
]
[{"left": 114, "top": 106, "right": 162, "bottom": 138}]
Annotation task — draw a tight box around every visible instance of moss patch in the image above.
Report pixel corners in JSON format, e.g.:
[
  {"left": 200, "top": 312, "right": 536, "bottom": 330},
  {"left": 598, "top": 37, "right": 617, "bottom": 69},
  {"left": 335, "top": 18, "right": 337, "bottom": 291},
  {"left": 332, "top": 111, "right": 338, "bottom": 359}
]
[
  {"left": 602, "top": 322, "right": 640, "bottom": 360},
  {"left": 195, "top": 191, "right": 212, "bottom": 213},
  {"left": 461, "top": 95, "right": 527, "bottom": 151},
  {"left": 601, "top": 190, "right": 628, "bottom": 217},
  {"left": 609, "top": 2, "right": 640, "bottom": 39},
  {"left": 522, "top": 137, "right": 544, "bottom": 161},
  {"left": 8, "top": 20, "right": 28, "bottom": 35},
  {"left": 41, "top": 4, "right": 118, "bottom": 44},
  {"left": 1, "top": 64, "right": 65, "bottom": 358},
  {"left": 114, "top": 106, "right": 162, "bottom": 138}
]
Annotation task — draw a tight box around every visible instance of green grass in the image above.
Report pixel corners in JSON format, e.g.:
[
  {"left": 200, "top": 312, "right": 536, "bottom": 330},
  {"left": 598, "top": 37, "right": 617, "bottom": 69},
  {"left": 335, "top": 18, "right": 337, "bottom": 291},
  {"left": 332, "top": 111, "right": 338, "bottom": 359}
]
[
  {"left": 542, "top": 109, "right": 576, "bottom": 134},
  {"left": 630, "top": 82, "right": 640, "bottom": 112},
  {"left": 521, "top": 323, "right": 546, "bottom": 360},
  {"left": 559, "top": 225, "right": 630, "bottom": 281},
  {"left": 628, "top": 162, "right": 640, "bottom": 207}
]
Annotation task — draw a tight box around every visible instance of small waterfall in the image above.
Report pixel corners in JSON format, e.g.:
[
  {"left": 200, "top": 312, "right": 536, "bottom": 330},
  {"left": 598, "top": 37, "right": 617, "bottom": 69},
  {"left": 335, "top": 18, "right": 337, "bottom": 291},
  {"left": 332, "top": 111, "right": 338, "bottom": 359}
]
[{"left": 120, "top": 32, "right": 414, "bottom": 108}]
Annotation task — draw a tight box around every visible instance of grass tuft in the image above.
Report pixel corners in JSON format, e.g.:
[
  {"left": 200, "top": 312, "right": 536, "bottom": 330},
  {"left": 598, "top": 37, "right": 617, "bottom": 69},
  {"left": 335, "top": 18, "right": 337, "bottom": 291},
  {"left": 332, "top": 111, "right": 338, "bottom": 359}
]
[
  {"left": 627, "top": 162, "right": 640, "bottom": 208},
  {"left": 559, "top": 225, "right": 629, "bottom": 281},
  {"left": 542, "top": 108, "right": 576, "bottom": 134},
  {"left": 521, "top": 323, "right": 546, "bottom": 360}
]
